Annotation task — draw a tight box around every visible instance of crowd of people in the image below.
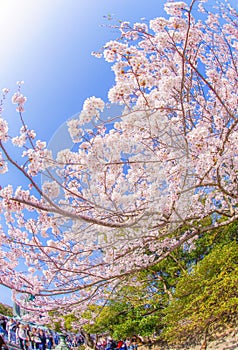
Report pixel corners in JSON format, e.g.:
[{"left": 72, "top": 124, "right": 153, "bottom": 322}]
[
  {"left": 0, "top": 316, "right": 84, "bottom": 350},
  {"left": 0, "top": 316, "right": 140, "bottom": 350},
  {"left": 95, "top": 336, "right": 139, "bottom": 350}
]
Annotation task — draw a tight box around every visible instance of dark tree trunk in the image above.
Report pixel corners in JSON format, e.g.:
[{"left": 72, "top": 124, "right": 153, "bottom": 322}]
[{"left": 80, "top": 328, "right": 96, "bottom": 349}]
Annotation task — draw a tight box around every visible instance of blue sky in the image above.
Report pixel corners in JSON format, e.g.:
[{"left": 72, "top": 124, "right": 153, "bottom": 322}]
[
  {"left": 0, "top": 0, "right": 237, "bottom": 306},
  {"left": 0, "top": 0, "right": 166, "bottom": 139}
]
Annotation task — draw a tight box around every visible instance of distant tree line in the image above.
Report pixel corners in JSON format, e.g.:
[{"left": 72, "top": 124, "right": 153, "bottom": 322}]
[{"left": 0, "top": 302, "right": 13, "bottom": 317}]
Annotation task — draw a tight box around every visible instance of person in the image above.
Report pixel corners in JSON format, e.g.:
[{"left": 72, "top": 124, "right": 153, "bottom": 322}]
[
  {"left": 46, "top": 332, "right": 54, "bottom": 350},
  {"left": 17, "top": 324, "right": 28, "bottom": 350},
  {"left": 29, "top": 327, "right": 38, "bottom": 350},
  {"left": 125, "top": 339, "right": 131, "bottom": 350},
  {"left": 0, "top": 325, "right": 7, "bottom": 339},
  {"left": 53, "top": 333, "right": 59, "bottom": 346},
  {"left": 105, "top": 339, "right": 115, "bottom": 350},
  {"left": 15, "top": 322, "right": 20, "bottom": 346},
  {"left": 72, "top": 335, "right": 78, "bottom": 348},
  {"left": 120, "top": 341, "right": 127, "bottom": 350},
  {"left": 117, "top": 341, "right": 124, "bottom": 349},
  {"left": 38, "top": 330, "right": 46, "bottom": 350},
  {"left": 25, "top": 325, "right": 31, "bottom": 350},
  {"left": 132, "top": 340, "right": 138, "bottom": 350},
  {"left": 6, "top": 318, "right": 16, "bottom": 344},
  {"left": 0, "top": 318, "right": 7, "bottom": 332},
  {"left": 0, "top": 334, "right": 8, "bottom": 350},
  {"left": 33, "top": 329, "right": 42, "bottom": 350},
  {"left": 127, "top": 339, "right": 138, "bottom": 350}
]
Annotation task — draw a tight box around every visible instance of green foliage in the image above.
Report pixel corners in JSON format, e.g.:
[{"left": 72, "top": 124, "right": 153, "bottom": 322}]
[
  {"left": 83, "top": 283, "right": 165, "bottom": 340},
  {"left": 162, "top": 241, "right": 238, "bottom": 344},
  {"left": 47, "top": 311, "right": 78, "bottom": 332},
  {"left": 64, "top": 314, "right": 78, "bottom": 332},
  {"left": 0, "top": 302, "right": 13, "bottom": 316},
  {"left": 47, "top": 221, "right": 238, "bottom": 345}
]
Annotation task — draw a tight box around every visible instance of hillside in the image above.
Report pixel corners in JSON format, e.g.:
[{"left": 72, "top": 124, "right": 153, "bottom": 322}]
[{"left": 0, "top": 302, "right": 13, "bottom": 317}]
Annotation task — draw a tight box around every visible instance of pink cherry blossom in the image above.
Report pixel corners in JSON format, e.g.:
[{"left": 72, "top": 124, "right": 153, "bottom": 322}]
[{"left": 0, "top": 0, "right": 237, "bottom": 326}]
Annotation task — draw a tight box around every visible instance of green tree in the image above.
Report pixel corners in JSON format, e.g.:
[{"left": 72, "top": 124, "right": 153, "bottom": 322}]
[
  {"left": 83, "top": 291, "right": 160, "bottom": 339},
  {"left": 46, "top": 222, "right": 238, "bottom": 347},
  {"left": 162, "top": 241, "right": 238, "bottom": 345},
  {"left": 0, "top": 302, "right": 13, "bottom": 317}
]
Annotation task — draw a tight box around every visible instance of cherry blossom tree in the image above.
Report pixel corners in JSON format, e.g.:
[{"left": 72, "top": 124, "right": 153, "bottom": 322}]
[{"left": 0, "top": 0, "right": 237, "bottom": 326}]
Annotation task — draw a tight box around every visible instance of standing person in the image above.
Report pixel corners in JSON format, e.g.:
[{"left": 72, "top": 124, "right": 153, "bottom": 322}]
[
  {"left": 127, "top": 339, "right": 138, "bottom": 350},
  {"left": 72, "top": 335, "right": 78, "bottom": 348},
  {"left": 117, "top": 341, "right": 124, "bottom": 350},
  {"left": 53, "top": 333, "right": 59, "bottom": 346},
  {"left": 25, "top": 325, "right": 31, "bottom": 350},
  {"left": 0, "top": 318, "right": 7, "bottom": 332},
  {"left": 125, "top": 339, "right": 131, "bottom": 350},
  {"left": 38, "top": 330, "right": 46, "bottom": 350},
  {"left": 6, "top": 318, "right": 16, "bottom": 344},
  {"left": 0, "top": 318, "right": 7, "bottom": 340},
  {"left": 15, "top": 322, "right": 21, "bottom": 346},
  {"left": 33, "top": 329, "right": 42, "bottom": 350},
  {"left": 46, "top": 332, "right": 54, "bottom": 350},
  {"left": 29, "top": 327, "right": 37, "bottom": 350},
  {"left": 17, "top": 324, "right": 28, "bottom": 350},
  {"left": 0, "top": 334, "right": 8, "bottom": 350},
  {"left": 120, "top": 341, "right": 127, "bottom": 350}
]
